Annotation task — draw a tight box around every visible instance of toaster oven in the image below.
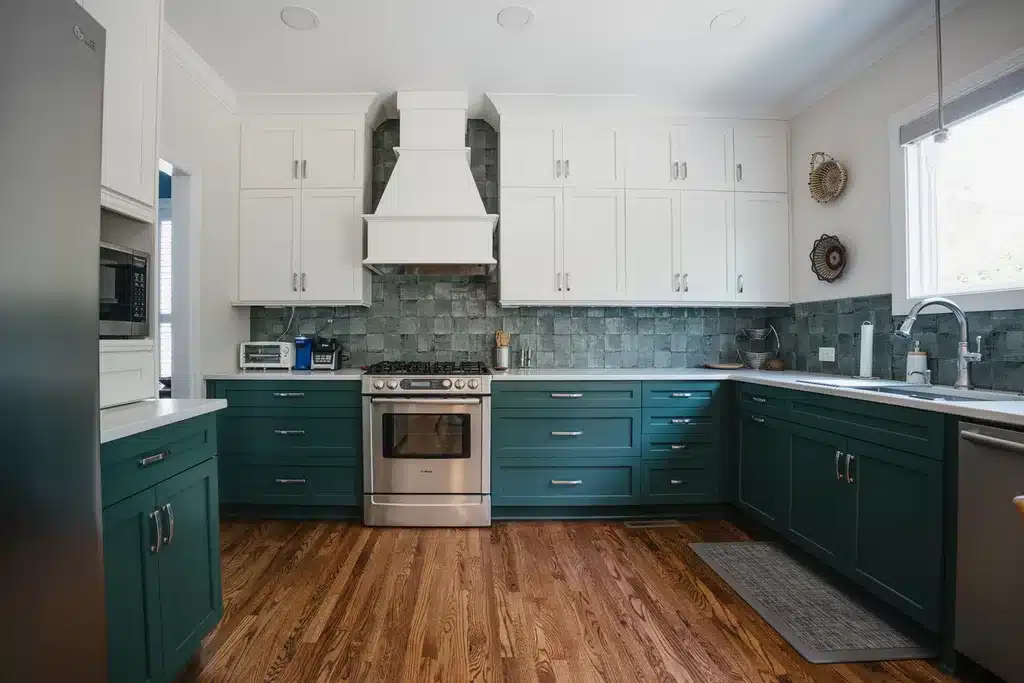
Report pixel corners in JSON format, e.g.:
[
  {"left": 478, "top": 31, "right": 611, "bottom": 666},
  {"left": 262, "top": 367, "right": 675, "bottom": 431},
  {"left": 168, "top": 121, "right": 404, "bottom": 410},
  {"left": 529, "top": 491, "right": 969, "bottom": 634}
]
[{"left": 239, "top": 342, "right": 294, "bottom": 370}]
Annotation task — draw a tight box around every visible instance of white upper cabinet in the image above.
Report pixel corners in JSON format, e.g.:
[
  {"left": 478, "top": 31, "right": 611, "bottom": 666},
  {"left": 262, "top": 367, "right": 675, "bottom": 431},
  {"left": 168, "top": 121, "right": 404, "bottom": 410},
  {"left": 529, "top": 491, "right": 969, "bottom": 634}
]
[
  {"left": 679, "top": 191, "right": 733, "bottom": 302},
  {"left": 734, "top": 193, "right": 790, "bottom": 303},
  {"left": 734, "top": 121, "right": 789, "bottom": 194},
  {"left": 499, "top": 187, "right": 564, "bottom": 303},
  {"left": 673, "top": 121, "right": 735, "bottom": 192},
  {"left": 240, "top": 115, "right": 364, "bottom": 190},
  {"left": 561, "top": 125, "right": 622, "bottom": 188},
  {"left": 238, "top": 190, "right": 301, "bottom": 303},
  {"left": 299, "top": 190, "right": 366, "bottom": 302},
  {"left": 85, "top": 0, "right": 162, "bottom": 222},
  {"left": 625, "top": 190, "right": 678, "bottom": 301},
  {"left": 500, "top": 120, "right": 562, "bottom": 187},
  {"left": 562, "top": 188, "right": 625, "bottom": 301},
  {"left": 623, "top": 128, "right": 675, "bottom": 190}
]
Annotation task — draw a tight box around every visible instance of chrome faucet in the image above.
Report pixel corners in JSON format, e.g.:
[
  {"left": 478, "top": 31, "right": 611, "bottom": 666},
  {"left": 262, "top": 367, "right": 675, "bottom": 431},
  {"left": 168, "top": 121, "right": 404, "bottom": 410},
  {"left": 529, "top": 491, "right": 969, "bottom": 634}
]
[{"left": 894, "top": 297, "right": 981, "bottom": 390}]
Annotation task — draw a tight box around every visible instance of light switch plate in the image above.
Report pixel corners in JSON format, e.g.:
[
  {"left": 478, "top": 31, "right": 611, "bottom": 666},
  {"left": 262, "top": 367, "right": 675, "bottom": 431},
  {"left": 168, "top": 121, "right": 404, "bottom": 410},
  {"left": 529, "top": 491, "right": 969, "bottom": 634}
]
[{"left": 819, "top": 347, "right": 836, "bottom": 362}]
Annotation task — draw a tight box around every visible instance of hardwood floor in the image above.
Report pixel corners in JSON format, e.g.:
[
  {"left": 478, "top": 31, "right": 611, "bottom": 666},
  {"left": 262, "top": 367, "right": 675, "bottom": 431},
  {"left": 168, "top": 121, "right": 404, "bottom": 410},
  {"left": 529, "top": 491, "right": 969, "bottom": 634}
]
[{"left": 178, "top": 519, "right": 969, "bottom": 683}]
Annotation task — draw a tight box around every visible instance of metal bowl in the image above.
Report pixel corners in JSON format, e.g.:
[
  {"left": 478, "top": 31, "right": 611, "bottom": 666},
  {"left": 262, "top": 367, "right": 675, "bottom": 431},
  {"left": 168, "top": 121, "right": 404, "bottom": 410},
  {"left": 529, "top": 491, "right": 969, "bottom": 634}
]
[
  {"left": 742, "top": 328, "right": 771, "bottom": 340},
  {"left": 738, "top": 349, "right": 775, "bottom": 370}
]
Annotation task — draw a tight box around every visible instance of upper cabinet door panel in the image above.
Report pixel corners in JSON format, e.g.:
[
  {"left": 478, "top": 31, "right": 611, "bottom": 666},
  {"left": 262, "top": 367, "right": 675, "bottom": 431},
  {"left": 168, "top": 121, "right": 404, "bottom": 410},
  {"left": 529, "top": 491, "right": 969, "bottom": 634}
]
[
  {"left": 241, "top": 117, "right": 302, "bottom": 190},
  {"left": 500, "top": 120, "right": 561, "bottom": 187},
  {"left": 563, "top": 188, "right": 625, "bottom": 302},
  {"left": 299, "top": 190, "right": 363, "bottom": 302},
  {"left": 733, "top": 121, "right": 789, "bottom": 193},
  {"left": 673, "top": 121, "right": 735, "bottom": 192},
  {"left": 679, "top": 191, "right": 733, "bottom": 302},
  {"left": 734, "top": 193, "right": 790, "bottom": 304},
  {"left": 238, "top": 190, "right": 301, "bottom": 302},
  {"left": 500, "top": 188, "right": 563, "bottom": 303},
  {"left": 301, "top": 117, "right": 361, "bottom": 189},
  {"left": 561, "top": 124, "right": 622, "bottom": 188},
  {"left": 625, "top": 190, "right": 678, "bottom": 301},
  {"left": 623, "top": 127, "right": 675, "bottom": 189}
]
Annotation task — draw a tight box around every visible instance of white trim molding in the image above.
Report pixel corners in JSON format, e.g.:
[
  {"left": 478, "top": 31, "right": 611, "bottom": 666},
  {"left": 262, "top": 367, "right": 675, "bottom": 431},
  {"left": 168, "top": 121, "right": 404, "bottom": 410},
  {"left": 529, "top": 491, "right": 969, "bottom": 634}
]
[{"left": 161, "top": 22, "right": 237, "bottom": 114}]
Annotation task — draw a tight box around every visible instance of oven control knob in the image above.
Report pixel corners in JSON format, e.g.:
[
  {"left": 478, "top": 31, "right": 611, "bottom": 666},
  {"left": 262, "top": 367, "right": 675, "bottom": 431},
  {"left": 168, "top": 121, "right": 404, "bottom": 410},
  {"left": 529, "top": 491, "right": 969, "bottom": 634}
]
[
  {"left": 454, "top": 379, "right": 465, "bottom": 389},
  {"left": 468, "top": 379, "right": 480, "bottom": 390},
  {"left": 441, "top": 379, "right": 453, "bottom": 389},
  {"left": 386, "top": 379, "right": 399, "bottom": 390},
  {"left": 373, "top": 379, "right": 385, "bottom": 390}
]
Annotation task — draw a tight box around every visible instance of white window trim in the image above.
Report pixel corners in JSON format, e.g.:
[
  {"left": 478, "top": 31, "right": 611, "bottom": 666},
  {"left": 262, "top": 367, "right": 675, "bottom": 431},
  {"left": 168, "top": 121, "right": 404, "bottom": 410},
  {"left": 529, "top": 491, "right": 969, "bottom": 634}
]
[{"left": 889, "top": 46, "right": 1024, "bottom": 316}]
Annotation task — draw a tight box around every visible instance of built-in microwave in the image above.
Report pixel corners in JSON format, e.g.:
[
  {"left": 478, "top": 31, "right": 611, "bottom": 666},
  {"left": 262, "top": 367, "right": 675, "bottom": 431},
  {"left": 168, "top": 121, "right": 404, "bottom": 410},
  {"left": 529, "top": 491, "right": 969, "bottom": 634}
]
[{"left": 99, "top": 242, "right": 149, "bottom": 339}]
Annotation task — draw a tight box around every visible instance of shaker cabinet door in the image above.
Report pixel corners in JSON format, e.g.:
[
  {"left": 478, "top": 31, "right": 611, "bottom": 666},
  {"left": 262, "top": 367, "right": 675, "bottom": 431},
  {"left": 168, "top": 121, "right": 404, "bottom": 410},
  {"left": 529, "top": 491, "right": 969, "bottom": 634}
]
[
  {"left": 500, "top": 120, "right": 562, "bottom": 187},
  {"left": 499, "top": 187, "right": 564, "bottom": 303},
  {"left": 300, "top": 116, "right": 361, "bottom": 189},
  {"left": 561, "top": 124, "right": 622, "bottom": 188},
  {"left": 562, "top": 188, "right": 625, "bottom": 302},
  {"left": 299, "top": 189, "right": 364, "bottom": 302},
  {"left": 625, "top": 189, "right": 679, "bottom": 302},
  {"left": 679, "top": 190, "right": 733, "bottom": 302},
  {"left": 241, "top": 116, "right": 303, "bottom": 190},
  {"left": 673, "top": 121, "right": 735, "bottom": 192},
  {"left": 623, "top": 127, "right": 676, "bottom": 189},
  {"left": 734, "top": 193, "right": 789, "bottom": 304},
  {"left": 733, "top": 121, "right": 789, "bottom": 193},
  {"left": 238, "top": 190, "right": 302, "bottom": 303}
]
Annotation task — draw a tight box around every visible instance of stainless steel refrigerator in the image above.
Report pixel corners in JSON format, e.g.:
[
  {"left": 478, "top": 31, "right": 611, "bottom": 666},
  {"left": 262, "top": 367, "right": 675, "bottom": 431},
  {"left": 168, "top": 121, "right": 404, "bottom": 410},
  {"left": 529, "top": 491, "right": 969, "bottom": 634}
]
[{"left": 0, "top": 2, "right": 107, "bottom": 681}]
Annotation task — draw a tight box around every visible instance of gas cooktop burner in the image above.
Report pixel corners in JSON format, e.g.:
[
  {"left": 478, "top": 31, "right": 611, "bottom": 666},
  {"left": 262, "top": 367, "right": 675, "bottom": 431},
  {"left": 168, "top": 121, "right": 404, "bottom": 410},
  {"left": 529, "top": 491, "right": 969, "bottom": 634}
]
[{"left": 365, "top": 361, "right": 489, "bottom": 376}]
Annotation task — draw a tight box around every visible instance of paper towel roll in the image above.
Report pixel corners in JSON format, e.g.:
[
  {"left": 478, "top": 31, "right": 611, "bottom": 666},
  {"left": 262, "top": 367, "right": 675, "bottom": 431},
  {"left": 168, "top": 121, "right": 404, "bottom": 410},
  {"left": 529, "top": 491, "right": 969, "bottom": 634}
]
[{"left": 859, "top": 321, "right": 873, "bottom": 378}]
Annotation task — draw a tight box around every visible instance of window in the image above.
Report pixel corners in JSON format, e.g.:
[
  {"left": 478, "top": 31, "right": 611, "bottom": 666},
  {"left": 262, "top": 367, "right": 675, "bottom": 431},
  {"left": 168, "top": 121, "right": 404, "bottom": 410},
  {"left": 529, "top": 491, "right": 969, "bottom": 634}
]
[{"left": 900, "top": 62, "right": 1024, "bottom": 305}]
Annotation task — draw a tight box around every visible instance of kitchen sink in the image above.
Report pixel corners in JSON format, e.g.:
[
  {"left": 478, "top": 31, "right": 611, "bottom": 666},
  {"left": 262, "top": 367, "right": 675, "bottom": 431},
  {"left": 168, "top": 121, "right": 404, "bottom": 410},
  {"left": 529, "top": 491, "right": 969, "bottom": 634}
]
[{"left": 797, "top": 379, "right": 1024, "bottom": 402}]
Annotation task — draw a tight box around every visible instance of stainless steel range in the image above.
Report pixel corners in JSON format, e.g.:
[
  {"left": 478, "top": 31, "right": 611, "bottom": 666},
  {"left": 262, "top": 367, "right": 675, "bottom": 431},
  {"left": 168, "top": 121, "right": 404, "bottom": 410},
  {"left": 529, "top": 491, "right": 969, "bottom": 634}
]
[{"left": 362, "top": 361, "right": 491, "bottom": 527}]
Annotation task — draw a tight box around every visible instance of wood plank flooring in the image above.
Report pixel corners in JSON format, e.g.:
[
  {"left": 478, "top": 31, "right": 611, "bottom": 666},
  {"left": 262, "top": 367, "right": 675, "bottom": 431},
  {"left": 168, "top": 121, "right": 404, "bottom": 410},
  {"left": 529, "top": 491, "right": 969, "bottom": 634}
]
[{"left": 177, "top": 519, "right": 971, "bottom": 683}]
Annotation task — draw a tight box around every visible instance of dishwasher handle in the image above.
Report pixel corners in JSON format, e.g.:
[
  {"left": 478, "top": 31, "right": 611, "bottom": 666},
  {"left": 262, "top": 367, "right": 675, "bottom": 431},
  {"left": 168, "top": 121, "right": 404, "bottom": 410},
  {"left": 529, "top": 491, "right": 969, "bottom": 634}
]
[{"left": 960, "top": 429, "right": 1024, "bottom": 456}]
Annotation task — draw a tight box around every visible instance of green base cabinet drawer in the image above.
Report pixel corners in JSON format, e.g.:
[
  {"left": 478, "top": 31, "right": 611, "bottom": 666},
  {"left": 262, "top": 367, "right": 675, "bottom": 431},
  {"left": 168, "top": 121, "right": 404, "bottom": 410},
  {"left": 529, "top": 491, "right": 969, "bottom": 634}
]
[
  {"left": 208, "top": 381, "right": 360, "bottom": 409},
  {"left": 738, "top": 384, "right": 790, "bottom": 418},
  {"left": 492, "top": 382, "right": 641, "bottom": 409},
  {"left": 492, "top": 409, "right": 641, "bottom": 458},
  {"left": 102, "top": 415, "right": 217, "bottom": 508},
  {"left": 218, "top": 414, "right": 360, "bottom": 457},
  {"left": 219, "top": 463, "right": 361, "bottom": 506},
  {"left": 642, "top": 437, "right": 718, "bottom": 464},
  {"left": 641, "top": 382, "right": 719, "bottom": 409},
  {"left": 642, "top": 463, "right": 721, "bottom": 503},
  {"left": 641, "top": 410, "right": 716, "bottom": 436},
  {"left": 492, "top": 458, "right": 640, "bottom": 505}
]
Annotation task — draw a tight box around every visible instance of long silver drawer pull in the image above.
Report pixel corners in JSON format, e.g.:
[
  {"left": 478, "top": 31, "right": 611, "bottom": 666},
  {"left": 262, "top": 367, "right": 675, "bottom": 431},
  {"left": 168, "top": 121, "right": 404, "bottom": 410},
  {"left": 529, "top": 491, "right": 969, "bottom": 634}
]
[
  {"left": 139, "top": 451, "right": 168, "bottom": 468},
  {"left": 670, "top": 444, "right": 688, "bottom": 450},
  {"left": 671, "top": 393, "right": 693, "bottom": 398},
  {"left": 835, "top": 450, "right": 842, "bottom": 480},
  {"left": 149, "top": 510, "right": 163, "bottom": 554},
  {"left": 162, "top": 503, "right": 175, "bottom": 545},
  {"left": 670, "top": 479, "right": 685, "bottom": 485},
  {"left": 275, "top": 478, "right": 307, "bottom": 485},
  {"left": 752, "top": 416, "right": 766, "bottom": 424},
  {"left": 961, "top": 430, "right": 1024, "bottom": 455},
  {"left": 273, "top": 392, "right": 305, "bottom": 398},
  {"left": 551, "top": 480, "right": 583, "bottom": 486},
  {"left": 751, "top": 396, "right": 767, "bottom": 404},
  {"left": 670, "top": 418, "right": 692, "bottom": 425},
  {"left": 273, "top": 429, "right": 306, "bottom": 436},
  {"left": 551, "top": 431, "right": 583, "bottom": 437},
  {"left": 550, "top": 393, "right": 584, "bottom": 398}
]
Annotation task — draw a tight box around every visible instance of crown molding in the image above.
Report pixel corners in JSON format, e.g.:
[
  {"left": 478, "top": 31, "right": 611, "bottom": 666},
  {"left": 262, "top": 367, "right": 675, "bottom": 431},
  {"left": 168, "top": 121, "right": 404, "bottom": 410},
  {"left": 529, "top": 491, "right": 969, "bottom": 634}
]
[
  {"left": 784, "top": 0, "right": 972, "bottom": 118},
  {"left": 236, "top": 92, "right": 382, "bottom": 119},
  {"left": 161, "top": 22, "right": 237, "bottom": 114}
]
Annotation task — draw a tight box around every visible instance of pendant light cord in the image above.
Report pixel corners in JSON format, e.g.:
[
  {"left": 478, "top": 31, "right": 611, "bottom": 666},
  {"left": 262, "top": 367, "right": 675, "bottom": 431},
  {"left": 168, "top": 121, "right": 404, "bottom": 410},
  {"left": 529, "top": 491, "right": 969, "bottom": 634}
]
[{"left": 935, "top": 0, "right": 948, "bottom": 140}]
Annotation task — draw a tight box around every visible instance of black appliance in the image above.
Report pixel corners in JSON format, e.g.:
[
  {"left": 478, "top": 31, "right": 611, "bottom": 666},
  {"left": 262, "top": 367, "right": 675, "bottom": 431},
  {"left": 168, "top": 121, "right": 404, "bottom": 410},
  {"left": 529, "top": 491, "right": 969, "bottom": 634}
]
[
  {"left": 99, "top": 241, "right": 149, "bottom": 338},
  {"left": 310, "top": 337, "right": 342, "bottom": 371}
]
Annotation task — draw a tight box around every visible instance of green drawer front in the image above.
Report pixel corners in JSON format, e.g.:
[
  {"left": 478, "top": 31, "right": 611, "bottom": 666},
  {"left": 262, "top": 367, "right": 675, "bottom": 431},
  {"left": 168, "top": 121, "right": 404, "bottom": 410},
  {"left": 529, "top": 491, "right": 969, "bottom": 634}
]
[
  {"left": 641, "top": 382, "right": 719, "bottom": 409},
  {"left": 492, "top": 459, "right": 639, "bottom": 506},
  {"left": 219, "top": 462, "right": 360, "bottom": 506},
  {"left": 492, "top": 382, "right": 641, "bottom": 409},
  {"left": 211, "top": 382, "right": 360, "bottom": 409},
  {"left": 101, "top": 415, "right": 217, "bottom": 507},
  {"left": 492, "top": 409, "right": 640, "bottom": 458},
  {"left": 643, "top": 463, "right": 720, "bottom": 503},
  {"left": 642, "top": 437, "right": 718, "bottom": 464},
  {"left": 218, "top": 414, "right": 360, "bottom": 458},
  {"left": 642, "top": 410, "right": 716, "bottom": 436},
  {"left": 738, "top": 384, "right": 790, "bottom": 418}
]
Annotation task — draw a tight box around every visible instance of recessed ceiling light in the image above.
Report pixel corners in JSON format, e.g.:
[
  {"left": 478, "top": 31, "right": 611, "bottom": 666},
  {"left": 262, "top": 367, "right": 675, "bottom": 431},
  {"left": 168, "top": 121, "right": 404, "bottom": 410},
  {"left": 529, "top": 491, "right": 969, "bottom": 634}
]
[
  {"left": 280, "top": 6, "right": 319, "bottom": 31},
  {"left": 497, "top": 6, "right": 534, "bottom": 30},
  {"left": 709, "top": 9, "right": 746, "bottom": 31}
]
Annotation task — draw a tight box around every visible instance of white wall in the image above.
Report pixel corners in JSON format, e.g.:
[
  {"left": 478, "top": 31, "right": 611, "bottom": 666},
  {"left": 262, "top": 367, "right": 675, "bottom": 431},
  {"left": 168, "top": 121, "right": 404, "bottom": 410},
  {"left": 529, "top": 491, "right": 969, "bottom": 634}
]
[
  {"left": 159, "top": 24, "right": 247, "bottom": 390},
  {"left": 789, "top": 0, "right": 1024, "bottom": 303}
]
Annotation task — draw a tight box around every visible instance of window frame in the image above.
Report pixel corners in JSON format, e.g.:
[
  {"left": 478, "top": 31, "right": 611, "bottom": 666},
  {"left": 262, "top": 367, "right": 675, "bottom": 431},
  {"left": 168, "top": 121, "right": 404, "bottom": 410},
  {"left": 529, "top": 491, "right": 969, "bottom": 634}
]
[{"left": 890, "top": 48, "right": 1024, "bottom": 316}]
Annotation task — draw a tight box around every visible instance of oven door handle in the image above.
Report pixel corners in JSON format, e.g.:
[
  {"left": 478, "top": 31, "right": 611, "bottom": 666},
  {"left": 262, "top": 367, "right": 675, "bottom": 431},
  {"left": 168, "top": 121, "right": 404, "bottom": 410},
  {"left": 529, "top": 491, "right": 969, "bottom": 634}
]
[{"left": 369, "top": 397, "right": 483, "bottom": 405}]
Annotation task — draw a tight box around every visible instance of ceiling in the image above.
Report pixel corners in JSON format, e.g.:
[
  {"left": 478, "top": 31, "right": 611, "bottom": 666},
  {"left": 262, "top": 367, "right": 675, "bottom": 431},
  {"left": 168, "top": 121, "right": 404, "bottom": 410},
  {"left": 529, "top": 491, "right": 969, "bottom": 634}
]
[{"left": 164, "top": 0, "right": 940, "bottom": 117}]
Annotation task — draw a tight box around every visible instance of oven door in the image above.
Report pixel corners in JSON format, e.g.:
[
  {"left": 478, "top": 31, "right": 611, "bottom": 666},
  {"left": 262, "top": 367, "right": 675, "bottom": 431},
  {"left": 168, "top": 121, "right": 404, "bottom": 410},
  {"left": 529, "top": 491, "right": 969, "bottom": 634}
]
[{"left": 368, "top": 397, "right": 483, "bottom": 495}]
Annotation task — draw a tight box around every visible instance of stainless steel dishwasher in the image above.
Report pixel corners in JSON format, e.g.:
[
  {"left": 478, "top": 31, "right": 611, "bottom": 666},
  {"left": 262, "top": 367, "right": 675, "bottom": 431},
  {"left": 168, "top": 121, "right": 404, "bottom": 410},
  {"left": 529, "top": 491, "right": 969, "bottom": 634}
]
[{"left": 956, "top": 422, "right": 1024, "bottom": 683}]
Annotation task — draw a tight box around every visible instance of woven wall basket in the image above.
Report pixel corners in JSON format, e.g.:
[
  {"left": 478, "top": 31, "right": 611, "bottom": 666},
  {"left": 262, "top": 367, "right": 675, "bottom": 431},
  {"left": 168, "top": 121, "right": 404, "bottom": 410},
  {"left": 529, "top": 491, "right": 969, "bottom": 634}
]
[{"left": 808, "top": 152, "right": 848, "bottom": 203}]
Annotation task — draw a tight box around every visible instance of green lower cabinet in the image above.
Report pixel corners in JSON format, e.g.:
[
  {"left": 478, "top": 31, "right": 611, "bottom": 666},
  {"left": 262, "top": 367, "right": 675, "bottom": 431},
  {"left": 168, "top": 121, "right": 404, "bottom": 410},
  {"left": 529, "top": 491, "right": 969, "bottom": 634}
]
[
  {"left": 492, "top": 458, "right": 641, "bottom": 506},
  {"left": 848, "top": 439, "right": 942, "bottom": 629},
  {"left": 642, "top": 461, "right": 719, "bottom": 503},
  {"left": 736, "top": 412, "right": 790, "bottom": 531},
  {"left": 103, "top": 488, "right": 164, "bottom": 683},
  {"left": 219, "top": 461, "right": 360, "bottom": 505},
  {"left": 788, "top": 424, "right": 850, "bottom": 565}
]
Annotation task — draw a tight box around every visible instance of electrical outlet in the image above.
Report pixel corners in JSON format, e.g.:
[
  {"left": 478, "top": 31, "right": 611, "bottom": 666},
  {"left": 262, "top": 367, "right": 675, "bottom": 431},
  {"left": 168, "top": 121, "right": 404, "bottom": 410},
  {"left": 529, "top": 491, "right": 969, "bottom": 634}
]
[{"left": 819, "top": 347, "right": 836, "bottom": 363}]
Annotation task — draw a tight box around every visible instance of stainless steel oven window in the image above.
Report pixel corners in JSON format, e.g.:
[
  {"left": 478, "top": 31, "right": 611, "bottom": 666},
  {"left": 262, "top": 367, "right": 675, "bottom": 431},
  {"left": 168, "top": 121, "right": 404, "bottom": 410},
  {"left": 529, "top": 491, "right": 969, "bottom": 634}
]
[{"left": 382, "top": 412, "right": 471, "bottom": 459}]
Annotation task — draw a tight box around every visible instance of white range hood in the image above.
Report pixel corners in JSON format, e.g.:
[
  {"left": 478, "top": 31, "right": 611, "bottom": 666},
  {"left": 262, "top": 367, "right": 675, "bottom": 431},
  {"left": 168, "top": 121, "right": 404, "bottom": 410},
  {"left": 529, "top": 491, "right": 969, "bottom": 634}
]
[{"left": 363, "top": 91, "right": 498, "bottom": 268}]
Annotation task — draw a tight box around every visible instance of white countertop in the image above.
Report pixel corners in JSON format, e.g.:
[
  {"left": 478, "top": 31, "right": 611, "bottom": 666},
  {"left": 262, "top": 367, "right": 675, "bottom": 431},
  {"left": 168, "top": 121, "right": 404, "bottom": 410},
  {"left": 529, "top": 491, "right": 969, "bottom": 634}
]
[
  {"left": 100, "top": 398, "right": 228, "bottom": 444},
  {"left": 205, "top": 369, "right": 362, "bottom": 381}
]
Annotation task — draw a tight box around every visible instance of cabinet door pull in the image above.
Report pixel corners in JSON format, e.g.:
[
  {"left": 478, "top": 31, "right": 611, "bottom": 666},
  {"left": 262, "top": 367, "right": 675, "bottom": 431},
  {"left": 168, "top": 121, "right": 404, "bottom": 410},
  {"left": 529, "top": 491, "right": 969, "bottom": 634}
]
[
  {"left": 670, "top": 479, "right": 685, "bottom": 485},
  {"left": 556, "top": 272, "right": 562, "bottom": 292},
  {"left": 555, "top": 160, "right": 562, "bottom": 178},
  {"left": 671, "top": 418, "right": 692, "bottom": 425},
  {"left": 682, "top": 273, "right": 689, "bottom": 292},
  {"left": 751, "top": 416, "right": 765, "bottom": 424},
  {"left": 670, "top": 444, "right": 688, "bottom": 450},
  {"left": 162, "top": 503, "right": 175, "bottom": 545},
  {"left": 835, "top": 451, "right": 842, "bottom": 480},
  {"left": 292, "top": 273, "right": 298, "bottom": 292},
  {"left": 737, "top": 275, "right": 744, "bottom": 294},
  {"left": 301, "top": 272, "right": 307, "bottom": 291},
  {"left": 275, "top": 478, "right": 307, "bottom": 485},
  {"left": 551, "top": 480, "right": 583, "bottom": 486},
  {"left": 681, "top": 162, "right": 688, "bottom": 180},
  {"left": 674, "top": 273, "right": 680, "bottom": 292},
  {"left": 293, "top": 160, "right": 299, "bottom": 179},
  {"left": 750, "top": 395, "right": 766, "bottom": 404},
  {"left": 273, "top": 392, "right": 305, "bottom": 398},
  {"left": 138, "top": 451, "right": 167, "bottom": 468},
  {"left": 736, "top": 163, "right": 743, "bottom": 182},
  {"left": 302, "top": 160, "right": 308, "bottom": 179},
  {"left": 845, "top": 454, "right": 855, "bottom": 484},
  {"left": 670, "top": 392, "right": 692, "bottom": 398},
  {"left": 673, "top": 161, "right": 679, "bottom": 179},
  {"left": 274, "top": 429, "right": 306, "bottom": 436},
  {"left": 565, "top": 272, "right": 571, "bottom": 292},
  {"left": 550, "top": 393, "right": 584, "bottom": 399},
  {"left": 551, "top": 431, "right": 583, "bottom": 437},
  {"left": 149, "top": 510, "right": 163, "bottom": 554},
  {"left": 564, "top": 159, "right": 570, "bottom": 178}
]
